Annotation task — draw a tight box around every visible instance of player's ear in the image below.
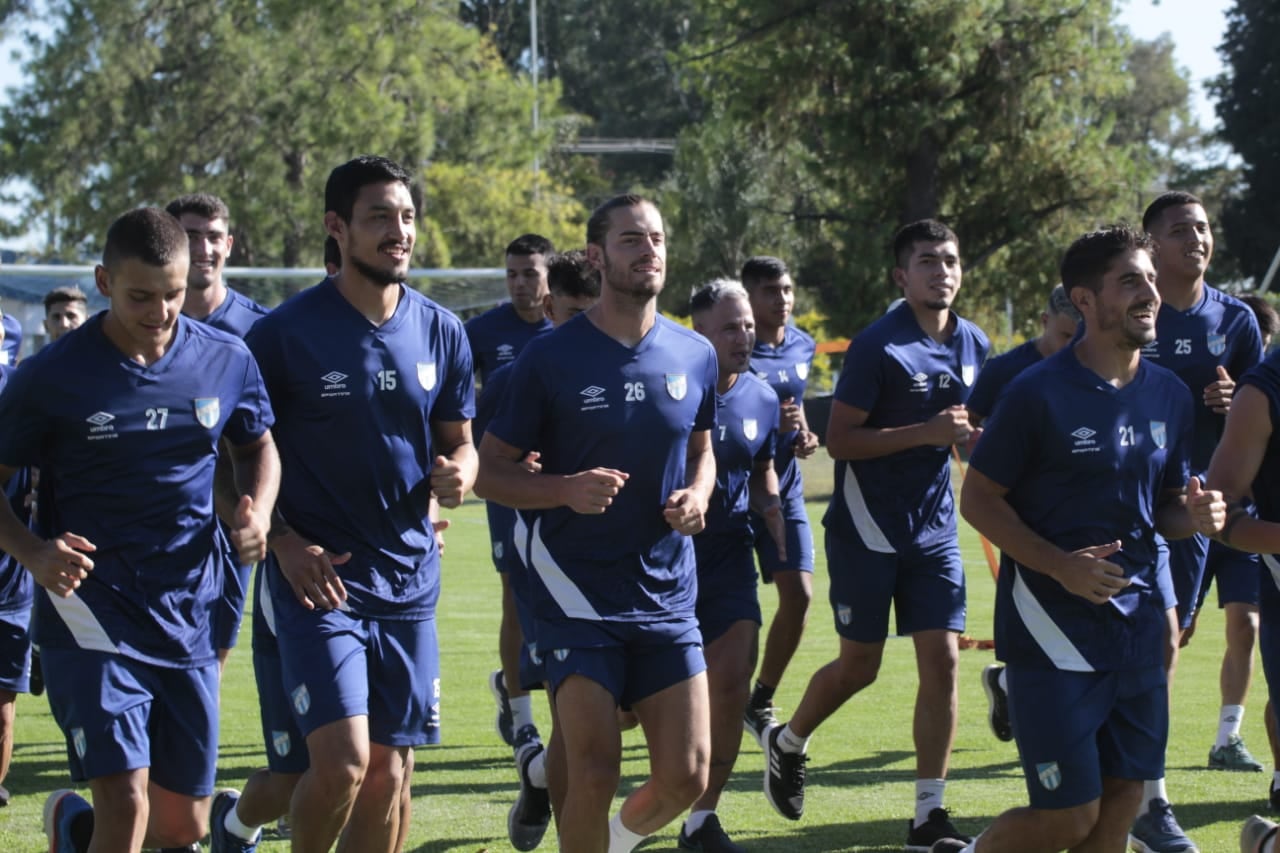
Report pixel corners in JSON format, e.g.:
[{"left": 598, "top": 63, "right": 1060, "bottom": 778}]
[
  {"left": 93, "top": 265, "right": 111, "bottom": 298},
  {"left": 586, "top": 243, "right": 604, "bottom": 272},
  {"left": 891, "top": 266, "right": 908, "bottom": 290}
]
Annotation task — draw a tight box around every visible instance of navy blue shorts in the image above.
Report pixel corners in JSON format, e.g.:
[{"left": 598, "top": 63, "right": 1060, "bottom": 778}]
[
  {"left": 0, "top": 605, "right": 31, "bottom": 693},
  {"left": 694, "top": 534, "right": 762, "bottom": 646},
  {"left": 1256, "top": 555, "right": 1280, "bottom": 713},
  {"left": 215, "top": 551, "right": 252, "bottom": 651},
  {"left": 251, "top": 575, "right": 309, "bottom": 774},
  {"left": 1198, "top": 539, "right": 1260, "bottom": 609},
  {"left": 1169, "top": 533, "right": 1210, "bottom": 628},
  {"left": 753, "top": 489, "right": 815, "bottom": 581},
  {"left": 540, "top": 617, "right": 705, "bottom": 708}
]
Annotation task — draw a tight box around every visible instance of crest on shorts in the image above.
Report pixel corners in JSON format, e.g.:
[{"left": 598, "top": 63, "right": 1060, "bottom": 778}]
[
  {"left": 529, "top": 642, "right": 542, "bottom": 666},
  {"left": 1207, "top": 333, "right": 1226, "bottom": 356},
  {"left": 417, "top": 362, "right": 437, "bottom": 391},
  {"left": 743, "top": 418, "right": 758, "bottom": 441},
  {"left": 962, "top": 364, "right": 976, "bottom": 386},
  {"left": 1149, "top": 421, "right": 1167, "bottom": 449},
  {"left": 553, "top": 648, "right": 570, "bottom": 662},
  {"left": 273, "top": 730, "right": 291, "bottom": 757},
  {"left": 72, "top": 727, "right": 86, "bottom": 759},
  {"left": 493, "top": 541, "right": 504, "bottom": 560},
  {"left": 193, "top": 397, "right": 220, "bottom": 429},
  {"left": 795, "top": 362, "right": 809, "bottom": 381},
  {"left": 665, "top": 373, "right": 687, "bottom": 401},
  {"left": 1036, "top": 761, "right": 1062, "bottom": 791},
  {"left": 292, "top": 683, "right": 311, "bottom": 716},
  {"left": 837, "top": 604, "right": 852, "bottom": 626}
]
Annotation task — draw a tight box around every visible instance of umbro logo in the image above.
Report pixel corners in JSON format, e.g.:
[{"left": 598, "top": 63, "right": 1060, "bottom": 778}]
[
  {"left": 86, "top": 412, "right": 114, "bottom": 427},
  {"left": 321, "top": 371, "right": 348, "bottom": 384},
  {"left": 321, "top": 371, "right": 351, "bottom": 399},
  {"left": 580, "top": 385, "right": 605, "bottom": 398},
  {"left": 86, "top": 411, "right": 117, "bottom": 441},
  {"left": 1071, "top": 426, "right": 1099, "bottom": 455},
  {"left": 910, "top": 372, "right": 929, "bottom": 393},
  {"left": 579, "top": 385, "right": 608, "bottom": 411},
  {"left": 1070, "top": 428, "right": 1095, "bottom": 441}
]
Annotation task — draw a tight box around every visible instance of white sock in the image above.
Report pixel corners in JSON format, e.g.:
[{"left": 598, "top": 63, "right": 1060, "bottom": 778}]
[
  {"left": 511, "top": 693, "right": 536, "bottom": 734},
  {"left": 1141, "top": 778, "right": 1168, "bottom": 812},
  {"left": 225, "top": 800, "right": 262, "bottom": 843},
  {"left": 777, "top": 724, "right": 809, "bottom": 754},
  {"left": 1273, "top": 770, "right": 1280, "bottom": 789},
  {"left": 1216, "top": 704, "right": 1245, "bottom": 748},
  {"left": 683, "top": 809, "right": 713, "bottom": 836},
  {"left": 915, "top": 778, "right": 946, "bottom": 827},
  {"left": 526, "top": 748, "right": 548, "bottom": 788},
  {"left": 997, "top": 666, "right": 1008, "bottom": 692},
  {"left": 607, "top": 813, "right": 647, "bottom": 853}
]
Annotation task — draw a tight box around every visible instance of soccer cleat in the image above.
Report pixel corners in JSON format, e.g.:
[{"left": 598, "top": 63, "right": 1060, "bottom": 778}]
[
  {"left": 1242, "top": 815, "right": 1280, "bottom": 853},
  {"left": 762, "top": 724, "right": 806, "bottom": 821},
  {"left": 0, "top": 783, "right": 9, "bottom": 807},
  {"left": 43, "top": 789, "right": 92, "bottom": 853},
  {"left": 906, "top": 807, "right": 972, "bottom": 852},
  {"left": 981, "top": 663, "right": 1013, "bottom": 742},
  {"left": 743, "top": 700, "right": 779, "bottom": 748},
  {"left": 677, "top": 813, "right": 746, "bottom": 852},
  {"left": 1210, "top": 735, "right": 1265, "bottom": 772},
  {"left": 929, "top": 841, "right": 970, "bottom": 853},
  {"left": 508, "top": 726, "right": 550, "bottom": 851},
  {"left": 1130, "top": 799, "right": 1200, "bottom": 852},
  {"left": 489, "top": 669, "right": 515, "bottom": 747},
  {"left": 209, "top": 788, "right": 259, "bottom": 853}
]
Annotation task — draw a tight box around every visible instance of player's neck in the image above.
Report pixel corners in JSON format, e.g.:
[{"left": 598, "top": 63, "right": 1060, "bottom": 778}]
[
  {"left": 757, "top": 322, "right": 786, "bottom": 347},
  {"left": 1033, "top": 335, "right": 1054, "bottom": 359},
  {"left": 334, "top": 271, "right": 401, "bottom": 326},
  {"left": 181, "top": 281, "right": 227, "bottom": 322},
  {"left": 909, "top": 303, "right": 953, "bottom": 343},
  {"left": 586, "top": 292, "right": 656, "bottom": 348},
  {"left": 717, "top": 370, "right": 739, "bottom": 395},
  {"left": 1073, "top": 334, "right": 1142, "bottom": 388},
  {"left": 512, "top": 303, "right": 544, "bottom": 325},
  {"left": 1156, "top": 274, "right": 1204, "bottom": 312},
  {"left": 102, "top": 313, "right": 175, "bottom": 367}
]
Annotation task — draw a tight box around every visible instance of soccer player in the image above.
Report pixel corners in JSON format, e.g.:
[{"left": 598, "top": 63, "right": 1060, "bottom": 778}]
[
  {"left": 0, "top": 365, "right": 32, "bottom": 808},
  {"left": 0, "top": 206, "right": 278, "bottom": 852},
  {"left": 0, "top": 310, "right": 21, "bottom": 365},
  {"left": 762, "top": 219, "right": 987, "bottom": 850},
  {"left": 476, "top": 194, "right": 717, "bottom": 853},
  {"left": 739, "top": 256, "right": 820, "bottom": 745},
  {"left": 1130, "top": 191, "right": 1264, "bottom": 853},
  {"left": 466, "top": 233, "right": 555, "bottom": 746},
  {"left": 946, "top": 225, "right": 1226, "bottom": 853},
  {"left": 246, "top": 155, "right": 477, "bottom": 853},
  {"left": 42, "top": 286, "right": 89, "bottom": 343},
  {"left": 680, "top": 278, "right": 783, "bottom": 853}
]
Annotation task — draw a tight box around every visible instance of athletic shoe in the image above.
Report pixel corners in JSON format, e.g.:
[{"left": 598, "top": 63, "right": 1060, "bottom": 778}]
[
  {"left": 762, "top": 724, "right": 806, "bottom": 821},
  {"left": 677, "top": 813, "right": 746, "bottom": 852},
  {"left": 1241, "top": 815, "right": 1280, "bottom": 853},
  {"left": 744, "top": 700, "right": 779, "bottom": 748},
  {"left": 905, "top": 808, "right": 971, "bottom": 852},
  {"left": 929, "top": 841, "right": 970, "bottom": 853},
  {"left": 508, "top": 726, "right": 550, "bottom": 851},
  {"left": 275, "top": 814, "right": 291, "bottom": 839},
  {"left": 1130, "top": 799, "right": 1200, "bottom": 852},
  {"left": 981, "top": 663, "right": 1013, "bottom": 742},
  {"left": 0, "top": 783, "right": 10, "bottom": 806},
  {"left": 43, "top": 789, "right": 92, "bottom": 853},
  {"left": 210, "top": 788, "right": 259, "bottom": 853},
  {"left": 1269, "top": 779, "right": 1280, "bottom": 812},
  {"left": 489, "top": 669, "right": 515, "bottom": 747},
  {"left": 1210, "top": 735, "right": 1265, "bottom": 772}
]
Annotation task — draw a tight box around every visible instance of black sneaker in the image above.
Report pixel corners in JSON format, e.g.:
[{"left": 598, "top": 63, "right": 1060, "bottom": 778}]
[
  {"left": 928, "top": 841, "right": 969, "bottom": 853},
  {"left": 906, "top": 808, "right": 971, "bottom": 852},
  {"left": 508, "top": 727, "right": 550, "bottom": 851},
  {"left": 489, "top": 669, "right": 515, "bottom": 747},
  {"left": 981, "top": 663, "right": 1013, "bottom": 742},
  {"left": 677, "top": 813, "right": 746, "bottom": 852},
  {"left": 744, "top": 700, "right": 779, "bottom": 748},
  {"left": 762, "top": 724, "right": 806, "bottom": 821}
]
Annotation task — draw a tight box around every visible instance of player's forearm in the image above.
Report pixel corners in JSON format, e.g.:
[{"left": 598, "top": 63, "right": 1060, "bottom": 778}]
[
  {"left": 684, "top": 436, "right": 716, "bottom": 508},
  {"left": 1215, "top": 515, "right": 1280, "bottom": 554},
  {"left": 826, "top": 422, "right": 933, "bottom": 461},
  {"left": 442, "top": 439, "right": 480, "bottom": 497},
  {"left": 1154, "top": 492, "right": 1198, "bottom": 541},
  {"left": 0, "top": 494, "right": 48, "bottom": 570},
  {"left": 475, "top": 459, "right": 584, "bottom": 510},
  {"left": 748, "top": 465, "right": 782, "bottom": 516},
  {"left": 230, "top": 432, "right": 282, "bottom": 519}
]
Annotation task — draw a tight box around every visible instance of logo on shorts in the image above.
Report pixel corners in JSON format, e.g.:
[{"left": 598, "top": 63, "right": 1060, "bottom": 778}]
[
  {"left": 1207, "top": 333, "right": 1226, "bottom": 356},
  {"left": 910, "top": 372, "right": 929, "bottom": 393},
  {"left": 1149, "top": 421, "right": 1167, "bottom": 449},
  {"left": 71, "top": 727, "right": 86, "bottom": 759},
  {"left": 321, "top": 371, "right": 350, "bottom": 398},
  {"left": 493, "top": 541, "right": 504, "bottom": 560},
  {"left": 743, "top": 418, "right": 758, "bottom": 441},
  {"left": 665, "top": 374, "right": 687, "bottom": 401},
  {"left": 1036, "top": 761, "right": 1062, "bottom": 791},
  {"left": 553, "top": 648, "right": 570, "bottom": 662},
  {"left": 193, "top": 397, "right": 220, "bottom": 429},
  {"left": 795, "top": 362, "right": 809, "bottom": 380},
  {"left": 837, "top": 604, "right": 852, "bottom": 626},
  {"left": 417, "top": 362, "right": 437, "bottom": 391},
  {"left": 272, "top": 730, "right": 291, "bottom": 757},
  {"left": 292, "top": 683, "right": 311, "bottom": 716},
  {"left": 529, "top": 642, "right": 541, "bottom": 665}
]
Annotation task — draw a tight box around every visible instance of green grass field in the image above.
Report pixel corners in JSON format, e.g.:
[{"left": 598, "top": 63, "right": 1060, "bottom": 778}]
[{"left": 0, "top": 466, "right": 1270, "bottom": 851}]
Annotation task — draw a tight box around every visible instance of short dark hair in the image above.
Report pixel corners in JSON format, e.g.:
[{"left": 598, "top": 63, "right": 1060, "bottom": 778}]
[
  {"left": 165, "top": 192, "right": 230, "bottom": 223},
  {"left": 1142, "top": 191, "right": 1204, "bottom": 233},
  {"left": 586, "top": 193, "right": 650, "bottom": 247},
  {"left": 690, "top": 278, "right": 749, "bottom": 316},
  {"left": 1060, "top": 225, "right": 1154, "bottom": 296},
  {"left": 1047, "top": 284, "right": 1082, "bottom": 322},
  {"left": 892, "top": 219, "right": 958, "bottom": 269},
  {"left": 102, "top": 207, "right": 189, "bottom": 271},
  {"left": 506, "top": 233, "right": 554, "bottom": 258},
  {"left": 43, "top": 285, "right": 88, "bottom": 312},
  {"left": 740, "top": 256, "right": 789, "bottom": 290},
  {"left": 546, "top": 250, "right": 600, "bottom": 299},
  {"left": 325, "top": 155, "right": 413, "bottom": 223},
  {"left": 324, "top": 235, "right": 341, "bottom": 269},
  {"left": 1240, "top": 294, "right": 1280, "bottom": 341}
]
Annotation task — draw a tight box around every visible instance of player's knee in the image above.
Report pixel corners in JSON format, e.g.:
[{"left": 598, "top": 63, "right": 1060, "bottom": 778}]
[
  {"left": 148, "top": 810, "right": 205, "bottom": 848},
  {"left": 310, "top": 745, "right": 369, "bottom": 800},
  {"left": 570, "top": 759, "right": 621, "bottom": 801},
  {"left": 1034, "top": 803, "right": 1099, "bottom": 849}
]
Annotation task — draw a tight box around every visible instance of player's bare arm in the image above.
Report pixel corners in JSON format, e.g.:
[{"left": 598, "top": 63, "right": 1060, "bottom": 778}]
[
  {"left": 225, "top": 430, "right": 281, "bottom": 565},
  {"left": 825, "top": 399, "right": 972, "bottom": 461},
  {"left": 664, "top": 429, "right": 714, "bottom": 535},
  {"left": 1207, "top": 384, "right": 1280, "bottom": 553},
  {"left": 779, "top": 397, "right": 819, "bottom": 459},
  {"left": 1154, "top": 476, "right": 1227, "bottom": 541},
  {"left": 0, "top": 462, "right": 95, "bottom": 597},
  {"left": 960, "top": 465, "right": 1130, "bottom": 604},
  {"left": 429, "top": 419, "right": 478, "bottom": 508},
  {"left": 476, "top": 431, "right": 628, "bottom": 514},
  {"left": 1204, "top": 364, "right": 1235, "bottom": 415},
  {"left": 748, "top": 455, "right": 787, "bottom": 562}
]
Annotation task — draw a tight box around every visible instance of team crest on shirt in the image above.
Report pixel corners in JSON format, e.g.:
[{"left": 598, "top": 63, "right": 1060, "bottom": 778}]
[
  {"left": 961, "top": 364, "right": 976, "bottom": 386},
  {"left": 1149, "top": 421, "right": 1167, "bottom": 449},
  {"left": 1036, "top": 762, "right": 1062, "bottom": 791},
  {"left": 292, "top": 684, "right": 311, "bottom": 716},
  {"left": 72, "top": 727, "right": 86, "bottom": 759},
  {"left": 665, "top": 374, "right": 687, "bottom": 400},
  {"left": 193, "top": 397, "right": 220, "bottom": 429},
  {"left": 1207, "top": 333, "right": 1226, "bottom": 356},
  {"left": 743, "top": 418, "right": 759, "bottom": 441},
  {"left": 795, "top": 362, "right": 809, "bottom": 380},
  {"left": 273, "top": 730, "right": 291, "bottom": 757},
  {"left": 417, "top": 362, "right": 437, "bottom": 391}
]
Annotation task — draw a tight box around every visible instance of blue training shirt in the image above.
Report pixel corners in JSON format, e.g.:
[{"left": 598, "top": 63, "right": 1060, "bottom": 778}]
[
  {"left": 475, "top": 362, "right": 521, "bottom": 570},
  {"left": 971, "top": 346, "right": 1192, "bottom": 671},
  {"left": 823, "top": 301, "right": 989, "bottom": 550},
  {"left": 0, "top": 314, "right": 273, "bottom": 666},
  {"left": 465, "top": 302, "right": 552, "bottom": 386},
  {"left": 701, "top": 372, "right": 780, "bottom": 542},
  {"left": 486, "top": 312, "right": 718, "bottom": 628},
  {"left": 749, "top": 326, "right": 815, "bottom": 498},
  {"left": 1241, "top": 352, "right": 1280, "bottom": 549},
  {"left": 246, "top": 279, "right": 475, "bottom": 620},
  {"left": 0, "top": 365, "right": 32, "bottom": 614},
  {"left": 966, "top": 339, "right": 1042, "bottom": 422},
  {"left": 203, "top": 286, "right": 270, "bottom": 338}
]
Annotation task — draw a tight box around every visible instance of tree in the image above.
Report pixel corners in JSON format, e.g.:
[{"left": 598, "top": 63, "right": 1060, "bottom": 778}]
[
  {"left": 0, "top": 0, "right": 582, "bottom": 276},
  {"left": 1212, "top": 0, "right": 1280, "bottom": 286}
]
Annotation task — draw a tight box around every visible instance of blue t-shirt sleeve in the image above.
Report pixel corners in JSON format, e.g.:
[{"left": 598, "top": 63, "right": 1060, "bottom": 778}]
[
  {"left": 693, "top": 347, "right": 717, "bottom": 432},
  {"left": 223, "top": 348, "right": 275, "bottom": 446},
  {"left": 833, "top": 335, "right": 883, "bottom": 413},
  {"left": 432, "top": 321, "right": 477, "bottom": 422},
  {"left": 1230, "top": 310, "right": 1264, "bottom": 379},
  {"left": 1161, "top": 380, "right": 1195, "bottom": 494},
  {"left": 487, "top": 347, "right": 546, "bottom": 452},
  {"left": 756, "top": 403, "right": 780, "bottom": 463},
  {"left": 967, "top": 358, "right": 1004, "bottom": 419},
  {"left": 969, "top": 380, "right": 1038, "bottom": 490},
  {"left": 0, "top": 359, "right": 44, "bottom": 468}
]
